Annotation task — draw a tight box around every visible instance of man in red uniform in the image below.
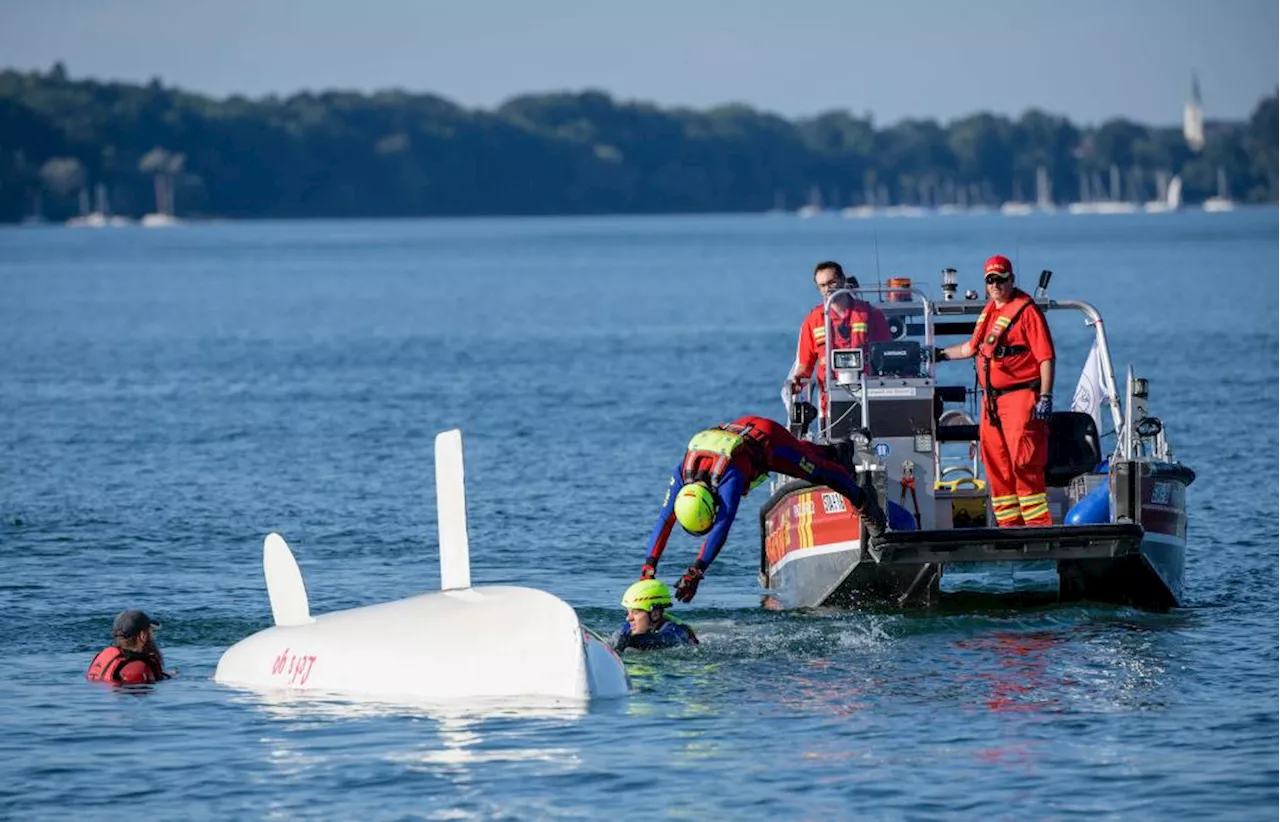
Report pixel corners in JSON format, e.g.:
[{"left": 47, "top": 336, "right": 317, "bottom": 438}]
[
  {"left": 86, "top": 610, "right": 171, "bottom": 685},
  {"left": 784, "top": 261, "right": 893, "bottom": 415},
  {"left": 639, "top": 414, "right": 887, "bottom": 602},
  {"left": 936, "top": 255, "right": 1056, "bottom": 527}
]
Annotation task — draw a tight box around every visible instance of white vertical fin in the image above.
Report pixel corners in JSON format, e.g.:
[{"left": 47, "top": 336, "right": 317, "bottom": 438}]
[
  {"left": 263, "top": 532, "right": 313, "bottom": 627},
  {"left": 435, "top": 429, "right": 472, "bottom": 590}
]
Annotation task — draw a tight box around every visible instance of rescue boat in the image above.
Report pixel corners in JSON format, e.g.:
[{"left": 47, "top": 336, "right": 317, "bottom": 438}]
[{"left": 760, "top": 270, "right": 1195, "bottom": 611}]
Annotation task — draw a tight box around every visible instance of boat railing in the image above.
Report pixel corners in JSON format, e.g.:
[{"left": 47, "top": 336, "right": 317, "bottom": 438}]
[{"left": 801, "top": 280, "right": 1171, "bottom": 483}]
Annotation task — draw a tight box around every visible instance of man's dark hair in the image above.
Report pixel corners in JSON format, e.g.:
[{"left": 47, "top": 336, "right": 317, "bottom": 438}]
[
  {"left": 814, "top": 261, "right": 859, "bottom": 289},
  {"left": 813, "top": 261, "right": 845, "bottom": 280}
]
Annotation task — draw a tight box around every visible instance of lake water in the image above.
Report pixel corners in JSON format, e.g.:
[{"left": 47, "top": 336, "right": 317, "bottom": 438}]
[{"left": 1, "top": 209, "right": 1276, "bottom": 820}]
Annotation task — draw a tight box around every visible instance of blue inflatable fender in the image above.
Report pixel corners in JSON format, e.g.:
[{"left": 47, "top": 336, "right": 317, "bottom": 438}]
[
  {"left": 1065, "top": 478, "right": 1110, "bottom": 525},
  {"left": 886, "top": 500, "right": 919, "bottom": 531}
]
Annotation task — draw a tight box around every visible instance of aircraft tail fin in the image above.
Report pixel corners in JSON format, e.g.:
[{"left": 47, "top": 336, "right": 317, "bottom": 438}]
[{"left": 263, "top": 532, "right": 313, "bottom": 627}]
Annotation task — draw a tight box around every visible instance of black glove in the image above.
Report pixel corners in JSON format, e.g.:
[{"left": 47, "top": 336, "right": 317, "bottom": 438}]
[
  {"left": 934, "top": 347, "right": 949, "bottom": 362},
  {"left": 674, "top": 566, "right": 705, "bottom": 602},
  {"left": 1033, "top": 394, "right": 1053, "bottom": 422}
]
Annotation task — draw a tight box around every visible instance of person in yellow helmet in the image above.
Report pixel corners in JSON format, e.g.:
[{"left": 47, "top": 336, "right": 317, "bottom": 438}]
[
  {"left": 639, "top": 415, "right": 887, "bottom": 603},
  {"left": 612, "top": 579, "right": 698, "bottom": 652}
]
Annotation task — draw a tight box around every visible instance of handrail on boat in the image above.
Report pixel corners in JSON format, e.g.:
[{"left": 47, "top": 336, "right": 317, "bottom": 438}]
[
  {"left": 1043, "top": 299, "right": 1126, "bottom": 449},
  {"left": 805, "top": 286, "right": 1131, "bottom": 459}
]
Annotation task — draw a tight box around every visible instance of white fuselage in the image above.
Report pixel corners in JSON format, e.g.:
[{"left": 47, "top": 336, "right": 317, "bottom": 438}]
[{"left": 215, "top": 585, "right": 630, "bottom": 702}]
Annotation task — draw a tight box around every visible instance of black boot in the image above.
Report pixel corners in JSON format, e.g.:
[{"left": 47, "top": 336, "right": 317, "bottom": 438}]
[{"left": 860, "top": 495, "right": 887, "bottom": 540}]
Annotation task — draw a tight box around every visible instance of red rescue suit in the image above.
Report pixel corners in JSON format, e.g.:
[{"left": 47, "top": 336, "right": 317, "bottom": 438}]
[
  {"left": 643, "top": 415, "right": 874, "bottom": 572},
  {"left": 970, "top": 289, "right": 1056, "bottom": 527},
  {"left": 788, "top": 293, "right": 892, "bottom": 414}
]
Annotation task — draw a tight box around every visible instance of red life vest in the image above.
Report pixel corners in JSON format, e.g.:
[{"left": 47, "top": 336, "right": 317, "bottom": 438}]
[
  {"left": 973, "top": 290, "right": 1045, "bottom": 427},
  {"left": 973, "top": 290, "right": 1039, "bottom": 390},
  {"left": 826, "top": 294, "right": 876, "bottom": 354},
  {"left": 86, "top": 646, "right": 165, "bottom": 684}
]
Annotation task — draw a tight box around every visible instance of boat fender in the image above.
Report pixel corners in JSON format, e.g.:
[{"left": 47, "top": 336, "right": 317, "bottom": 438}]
[
  {"left": 886, "top": 500, "right": 918, "bottom": 531},
  {"left": 1065, "top": 478, "right": 1110, "bottom": 525}
]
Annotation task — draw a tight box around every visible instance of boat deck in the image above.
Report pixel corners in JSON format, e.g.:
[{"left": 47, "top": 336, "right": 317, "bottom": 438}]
[{"left": 869, "top": 523, "right": 1145, "bottom": 566}]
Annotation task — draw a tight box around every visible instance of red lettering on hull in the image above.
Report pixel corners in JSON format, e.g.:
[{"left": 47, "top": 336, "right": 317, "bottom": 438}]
[{"left": 270, "top": 648, "right": 319, "bottom": 686}]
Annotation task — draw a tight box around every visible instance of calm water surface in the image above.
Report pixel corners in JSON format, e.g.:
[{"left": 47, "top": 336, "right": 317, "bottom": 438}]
[{"left": 1, "top": 210, "right": 1276, "bottom": 820}]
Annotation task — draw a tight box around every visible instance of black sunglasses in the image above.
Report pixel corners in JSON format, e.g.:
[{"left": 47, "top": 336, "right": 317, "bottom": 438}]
[{"left": 984, "top": 273, "right": 1012, "bottom": 285}]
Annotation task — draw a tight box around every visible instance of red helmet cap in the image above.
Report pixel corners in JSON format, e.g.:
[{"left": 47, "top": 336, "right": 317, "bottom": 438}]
[{"left": 984, "top": 255, "right": 1013, "bottom": 277}]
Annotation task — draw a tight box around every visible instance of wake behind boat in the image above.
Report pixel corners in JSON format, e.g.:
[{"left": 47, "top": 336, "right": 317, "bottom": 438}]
[{"left": 760, "top": 272, "right": 1195, "bottom": 611}]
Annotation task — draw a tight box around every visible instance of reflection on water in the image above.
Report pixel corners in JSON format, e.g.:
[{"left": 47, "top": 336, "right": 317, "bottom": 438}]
[
  {"left": 388, "top": 717, "right": 583, "bottom": 771},
  {"left": 236, "top": 688, "right": 591, "bottom": 722},
  {"left": 952, "top": 631, "right": 1065, "bottom": 713}
]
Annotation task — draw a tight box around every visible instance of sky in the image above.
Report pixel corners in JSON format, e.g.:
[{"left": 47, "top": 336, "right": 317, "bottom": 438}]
[{"left": 1, "top": 0, "right": 1276, "bottom": 126}]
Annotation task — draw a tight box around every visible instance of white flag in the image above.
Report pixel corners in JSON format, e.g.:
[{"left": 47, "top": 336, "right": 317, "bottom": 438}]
[{"left": 1071, "top": 340, "right": 1108, "bottom": 432}]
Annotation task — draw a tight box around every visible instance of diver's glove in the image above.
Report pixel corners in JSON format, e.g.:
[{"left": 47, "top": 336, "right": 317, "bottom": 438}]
[
  {"left": 1033, "top": 394, "right": 1053, "bottom": 422},
  {"left": 674, "top": 565, "right": 705, "bottom": 603}
]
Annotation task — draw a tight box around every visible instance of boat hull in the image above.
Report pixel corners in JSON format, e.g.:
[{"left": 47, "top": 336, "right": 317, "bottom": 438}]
[
  {"left": 1058, "top": 462, "right": 1191, "bottom": 609},
  {"left": 759, "top": 465, "right": 1192, "bottom": 611},
  {"left": 759, "top": 481, "right": 921, "bottom": 609}
]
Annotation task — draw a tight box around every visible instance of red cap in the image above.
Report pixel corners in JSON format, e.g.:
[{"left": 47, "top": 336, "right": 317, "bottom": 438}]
[{"left": 984, "top": 255, "right": 1013, "bottom": 277}]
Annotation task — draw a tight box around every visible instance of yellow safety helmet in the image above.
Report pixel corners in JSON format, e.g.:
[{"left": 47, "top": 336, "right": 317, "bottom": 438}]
[
  {"left": 674, "top": 482, "right": 717, "bottom": 535},
  {"left": 621, "top": 579, "right": 673, "bottom": 612}
]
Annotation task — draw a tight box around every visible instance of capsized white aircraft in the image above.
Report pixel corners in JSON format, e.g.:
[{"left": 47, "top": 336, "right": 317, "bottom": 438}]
[{"left": 214, "top": 429, "right": 631, "bottom": 703}]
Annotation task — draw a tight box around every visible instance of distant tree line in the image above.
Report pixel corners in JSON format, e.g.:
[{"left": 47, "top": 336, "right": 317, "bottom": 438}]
[{"left": 0, "top": 63, "right": 1275, "bottom": 223}]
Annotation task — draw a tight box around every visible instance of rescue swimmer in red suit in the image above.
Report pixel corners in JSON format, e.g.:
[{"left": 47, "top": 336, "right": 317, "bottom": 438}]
[
  {"left": 784, "top": 261, "right": 893, "bottom": 416},
  {"left": 936, "top": 255, "right": 1056, "bottom": 527},
  {"left": 86, "top": 610, "right": 171, "bottom": 685},
  {"left": 639, "top": 415, "right": 888, "bottom": 602}
]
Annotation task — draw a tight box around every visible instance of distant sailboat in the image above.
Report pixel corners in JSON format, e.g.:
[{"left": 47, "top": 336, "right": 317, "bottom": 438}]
[
  {"left": 136, "top": 148, "right": 188, "bottom": 226},
  {"left": 1144, "top": 172, "right": 1183, "bottom": 213},
  {"left": 1202, "top": 167, "right": 1236, "bottom": 212},
  {"left": 1001, "top": 165, "right": 1055, "bottom": 215},
  {"left": 796, "top": 184, "right": 825, "bottom": 217},
  {"left": 1035, "top": 165, "right": 1055, "bottom": 212},
  {"left": 20, "top": 191, "right": 48, "bottom": 225},
  {"left": 1000, "top": 177, "right": 1034, "bottom": 215},
  {"left": 840, "top": 203, "right": 878, "bottom": 219},
  {"left": 1068, "top": 164, "right": 1136, "bottom": 214},
  {"left": 142, "top": 167, "right": 183, "bottom": 226},
  {"left": 67, "top": 182, "right": 133, "bottom": 227}
]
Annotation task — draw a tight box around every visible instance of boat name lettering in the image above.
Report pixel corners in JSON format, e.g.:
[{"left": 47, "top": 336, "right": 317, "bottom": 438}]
[
  {"left": 821, "top": 493, "right": 847, "bottom": 514},
  {"left": 1150, "top": 481, "right": 1172, "bottom": 505},
  {"left": 271, "top": 647, "right": 318, "bottom": 686},
  {"left": 867, "top": 387, "right": 917, "bottom": 398}
]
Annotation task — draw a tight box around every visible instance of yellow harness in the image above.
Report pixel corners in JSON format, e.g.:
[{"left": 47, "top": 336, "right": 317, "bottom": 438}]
[{"left": 681, "top": 425, "right": 770, "bottom": 493}]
